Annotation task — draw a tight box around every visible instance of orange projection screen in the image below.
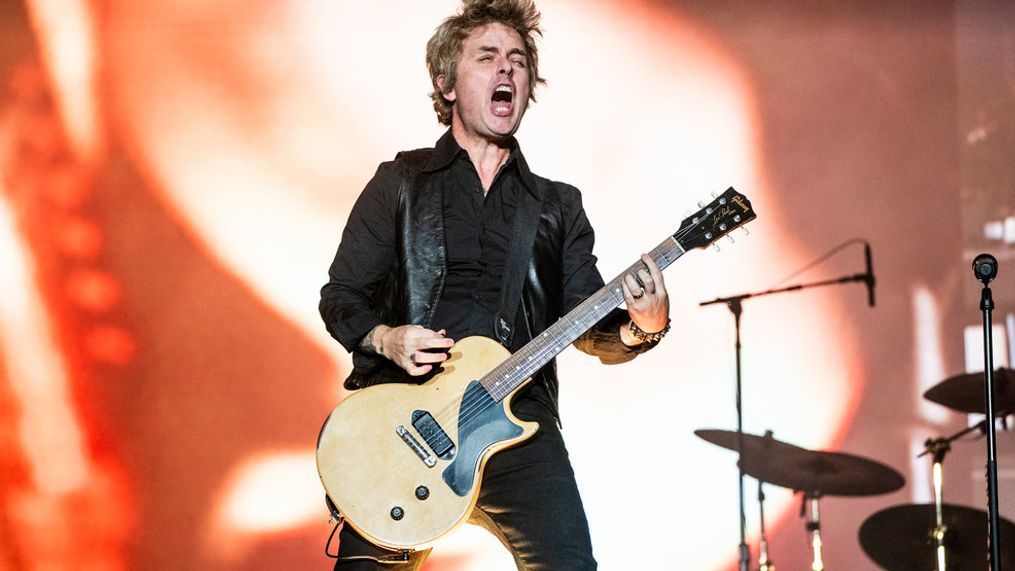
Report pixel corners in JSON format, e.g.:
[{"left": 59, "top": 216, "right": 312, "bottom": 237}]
[{"left": 2, "top": 1, "right": 1004, "bottom": 569}]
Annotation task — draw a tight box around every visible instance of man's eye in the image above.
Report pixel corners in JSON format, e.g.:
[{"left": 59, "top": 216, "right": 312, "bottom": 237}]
[
  {"left": 479, "top": 55, "right": 493, "bottom": 61},
  {"left": 511, "top": 59, "right": 526, "bottom": 68}
]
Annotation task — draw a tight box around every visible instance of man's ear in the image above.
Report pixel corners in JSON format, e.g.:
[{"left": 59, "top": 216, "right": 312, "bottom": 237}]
[{"left": 437, "top": 75, "right": 456, "bottom": 102}]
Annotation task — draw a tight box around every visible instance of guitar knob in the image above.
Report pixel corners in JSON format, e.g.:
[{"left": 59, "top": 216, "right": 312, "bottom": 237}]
[
  {"left": 415, "top": 486, "right": 430, "bottom": 500},
  {"left": 390, "top": 506, "right": 405, "bottom": 521}
]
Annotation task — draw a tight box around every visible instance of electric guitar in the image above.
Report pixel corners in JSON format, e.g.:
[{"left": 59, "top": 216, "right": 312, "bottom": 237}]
[{"left": 316, "top": 187, "right": 756, "bottom": 549}]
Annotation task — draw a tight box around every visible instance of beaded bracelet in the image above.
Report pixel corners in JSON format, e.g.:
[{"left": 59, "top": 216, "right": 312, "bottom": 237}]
[{"left": 629, "top": 318, "right": 671, "bottom": 344}]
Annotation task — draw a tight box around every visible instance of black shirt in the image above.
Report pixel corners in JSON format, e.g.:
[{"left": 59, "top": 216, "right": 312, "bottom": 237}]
[{"left": 432, "top": 137, "right": 521, "bottom": 342}]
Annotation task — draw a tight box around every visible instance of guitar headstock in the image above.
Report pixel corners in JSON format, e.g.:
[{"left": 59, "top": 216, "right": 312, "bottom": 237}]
[{"left": 674, "top": 187, "right": 756, "bottom": 250}]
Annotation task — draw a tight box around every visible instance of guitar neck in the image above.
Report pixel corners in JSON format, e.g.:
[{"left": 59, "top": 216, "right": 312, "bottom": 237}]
[{"left": 479, "top": 236, "right": 687, "bottom": 402}]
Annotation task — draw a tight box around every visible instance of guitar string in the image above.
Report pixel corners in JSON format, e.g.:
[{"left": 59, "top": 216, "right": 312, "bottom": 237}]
[
  {"left": 442, "top": 218, "right": 721, "bottom": 436},
  {"left": 440, "top": 237, "right": 678, "bottom": 423},
  {"left": 423, "top": 201, "right": 741, "bottom": 439},
  {"left": 431, "top": 200, "right": 750, "bottom": 454},
  {"left": 443, "top": 235, "right": 690, "bottom": 435},
  {"left": 428, "top": 230, "right": 693, "bottom": 435},
  {"left": 426, "top": 280, "right": 623, "bottom": 433},
  {"left": 454, "top": 247, "right": 682, "bottom": 431},
  {"left": 424, "top": 255, "right": 642, "bottom": 435}
]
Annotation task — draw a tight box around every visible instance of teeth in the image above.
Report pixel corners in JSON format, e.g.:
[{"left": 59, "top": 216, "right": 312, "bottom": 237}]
[{"left": 495, "top": 85, "right": 512, "bottom": 93}]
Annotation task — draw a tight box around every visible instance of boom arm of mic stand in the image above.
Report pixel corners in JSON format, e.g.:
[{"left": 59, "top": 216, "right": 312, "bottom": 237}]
[{"left": 699, "top": 273, "right": 869, "bottom": 308}]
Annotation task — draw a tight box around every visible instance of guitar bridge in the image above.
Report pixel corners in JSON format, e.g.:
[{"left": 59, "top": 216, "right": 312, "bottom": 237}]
[{"left": 396, "top": 425, "right": 437, "bottom": 467}]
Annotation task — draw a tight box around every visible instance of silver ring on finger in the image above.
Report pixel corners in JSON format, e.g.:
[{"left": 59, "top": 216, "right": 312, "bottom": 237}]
[
  {"left": 409, "top": 351, "right": 417, "bottom": 362},
  {"left": 632, "top": 290, "right": 644, "bottom": 299}
]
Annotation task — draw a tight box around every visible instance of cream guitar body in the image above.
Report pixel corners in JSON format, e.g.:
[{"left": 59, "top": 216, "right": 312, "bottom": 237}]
[
  {"left": 317, "top": 336, "right": 537, "bottom": 549},
  {"left": 316, "top": 187, "right": 755, "bottom": 550}
]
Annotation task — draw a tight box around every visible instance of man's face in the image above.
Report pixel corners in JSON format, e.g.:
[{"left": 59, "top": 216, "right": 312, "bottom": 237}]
[{"left": 445, "top": 22, "right": 531, "bottom": 142}]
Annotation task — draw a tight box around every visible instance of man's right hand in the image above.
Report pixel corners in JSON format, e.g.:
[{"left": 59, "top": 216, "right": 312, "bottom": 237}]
[{"left": 364, "top": 324, "right": 455, "bottom": 376}]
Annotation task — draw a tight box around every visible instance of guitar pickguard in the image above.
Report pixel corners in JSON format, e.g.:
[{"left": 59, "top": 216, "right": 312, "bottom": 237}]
[{"left": 442, "top": 381, "right": 522, "bottom": 496}]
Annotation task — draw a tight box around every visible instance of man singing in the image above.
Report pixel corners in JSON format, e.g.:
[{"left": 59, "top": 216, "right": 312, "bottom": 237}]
[{"left": 320, "top": 1, "right": 671, "bottom": 568}]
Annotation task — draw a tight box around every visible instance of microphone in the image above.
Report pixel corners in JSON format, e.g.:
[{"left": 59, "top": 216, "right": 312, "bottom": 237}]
[
  {"left": 973, "top": 253, "right": 998, "bottom": 284},
  {"left": 864, "top": 242, "right": 876, "bottom": 307}
]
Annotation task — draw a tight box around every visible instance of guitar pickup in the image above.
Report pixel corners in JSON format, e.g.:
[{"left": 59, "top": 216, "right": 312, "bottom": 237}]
[
  {"left": 396, "top": 425, "right": 437, "bottom": 468},
  {"left": 411, "top": 410, "right": 455, "bottom": 459}
]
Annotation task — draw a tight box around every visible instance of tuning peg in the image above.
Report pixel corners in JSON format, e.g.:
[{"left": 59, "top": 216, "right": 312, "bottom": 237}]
[
  {"left": 726, "top": 234, "right": 735, "bottom": 244},
  {"left": 742, "top": 226, "right": 750, "bottom": 236},
  {"left": 697, "top": 199, "right": 708, "bottom": 208},
  {"left": 712, "top": 243, "right": 721, "bottom": 252},
  {"left": 710, "top": 191, "right": 718, "bottom": 198},
  {"left": 683, "top": 208, "right": 694, "bottom": 218}
]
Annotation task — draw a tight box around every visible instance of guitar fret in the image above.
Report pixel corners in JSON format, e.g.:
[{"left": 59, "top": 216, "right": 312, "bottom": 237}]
[
  {"left": 477, "top": 234, "right": 695, "bottom": 401},
  {"left": 482, "top": 185, "right": 750, "bottom": 401},
  {"left": 478, "top": 236, "right": 688, "bottom": 401}
]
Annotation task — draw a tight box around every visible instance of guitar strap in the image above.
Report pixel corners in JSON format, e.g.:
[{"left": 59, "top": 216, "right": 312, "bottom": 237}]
[{"left": 494, "top": 183, "right": 543, "bottom": 349}]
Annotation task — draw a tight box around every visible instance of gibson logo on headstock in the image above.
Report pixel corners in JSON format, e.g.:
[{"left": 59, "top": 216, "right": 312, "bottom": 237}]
[{"left": 731, "top": 195, "right": 749, "bottom": 213}]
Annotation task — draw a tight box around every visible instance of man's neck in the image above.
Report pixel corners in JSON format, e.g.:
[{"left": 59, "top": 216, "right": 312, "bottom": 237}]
[{"left": 451, "top": 125, "right": 512, "bottom": 192}]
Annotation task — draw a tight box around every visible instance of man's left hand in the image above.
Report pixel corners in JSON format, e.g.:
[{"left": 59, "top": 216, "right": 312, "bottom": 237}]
[{"left": 621, "top": 253, "right": 670, "bottom": 339}]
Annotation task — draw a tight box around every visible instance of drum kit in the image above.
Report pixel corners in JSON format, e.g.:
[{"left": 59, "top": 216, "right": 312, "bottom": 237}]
[{"left": 696, "top": 368, "right": 1015, "bottom": 570}]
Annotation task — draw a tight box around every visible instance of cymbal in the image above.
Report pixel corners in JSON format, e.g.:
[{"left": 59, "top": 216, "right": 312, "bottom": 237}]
[
  {"left": 924, "top": 368, "right": 1015, "bottom": 415},
  {"left": 859, "top": 503, "right": 1015, "bottom": 570},
  {"left": 694, "top": 429, "right": 905, "bottom": 496}
]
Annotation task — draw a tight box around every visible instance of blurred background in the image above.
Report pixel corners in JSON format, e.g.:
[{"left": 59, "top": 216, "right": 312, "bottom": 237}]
[{"left": 2, "top": 0, "right": 1014, "bottom": 568}]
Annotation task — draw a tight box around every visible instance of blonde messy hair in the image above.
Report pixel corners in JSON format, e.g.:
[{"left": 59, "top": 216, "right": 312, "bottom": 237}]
[{"left": 426, "top": 0, "right": 547, "bottom": 126}]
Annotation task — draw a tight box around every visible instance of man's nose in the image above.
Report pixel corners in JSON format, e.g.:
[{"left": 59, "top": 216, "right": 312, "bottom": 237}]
[{"left": 497, "top": 58, "right": 513, "bottom": 76}]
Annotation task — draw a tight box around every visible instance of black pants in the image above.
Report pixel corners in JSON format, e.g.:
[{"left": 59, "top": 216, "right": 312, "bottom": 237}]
[{"left": 331, "top": 389, "right": 597, "bottom": 570}]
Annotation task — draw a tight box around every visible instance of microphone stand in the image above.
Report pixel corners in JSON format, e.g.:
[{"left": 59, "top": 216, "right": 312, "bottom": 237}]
[
  {"left": 700, "top": 270, "right": 870, "bottom": 571},
  {"left": 977, "top": 278, "right": 1002, "bottom": 569}
]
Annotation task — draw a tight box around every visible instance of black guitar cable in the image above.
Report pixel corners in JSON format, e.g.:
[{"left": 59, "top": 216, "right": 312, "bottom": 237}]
[{"left": 324, "top": 496, "right": 414, "bottom": 565}]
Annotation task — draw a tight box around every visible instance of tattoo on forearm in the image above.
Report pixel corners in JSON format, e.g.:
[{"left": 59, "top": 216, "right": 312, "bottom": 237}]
[{"left": 360, "top": 327, "right": 380, "bottom": 355}]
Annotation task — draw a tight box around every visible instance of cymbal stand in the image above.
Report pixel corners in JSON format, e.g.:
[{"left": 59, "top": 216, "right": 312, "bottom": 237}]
[
  {"left": 919, "top": 420, "right": 988, "bottom": 571},
  {"left": 928, "top": 438, "right": 950, "bottom": 571},
  {"left": 758, "top": 480, "right": 774, "bottom": 571},
  {"left": 799, "top": 492, "right": 824, "bottom": 571}
]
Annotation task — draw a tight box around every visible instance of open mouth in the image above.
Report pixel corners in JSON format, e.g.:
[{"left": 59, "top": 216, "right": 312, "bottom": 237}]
[{"left": 491, "top": 84, "right": 513, "bottom": 117}]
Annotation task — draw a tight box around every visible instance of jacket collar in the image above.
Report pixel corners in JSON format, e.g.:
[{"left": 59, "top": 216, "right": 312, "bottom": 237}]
[{"left": 423, "top": 129, "right": 541, "bottom": 199}]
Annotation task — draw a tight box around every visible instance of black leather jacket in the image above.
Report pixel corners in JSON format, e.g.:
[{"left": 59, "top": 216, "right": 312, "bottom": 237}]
[{"left": 320, "top": 133, "right": 652, "bottom": 417}]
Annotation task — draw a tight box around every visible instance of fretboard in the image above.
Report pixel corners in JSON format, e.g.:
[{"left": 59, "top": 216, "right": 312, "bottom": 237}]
[{"left": 479, "top": 236, "right": 687, "bottom": 401}]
